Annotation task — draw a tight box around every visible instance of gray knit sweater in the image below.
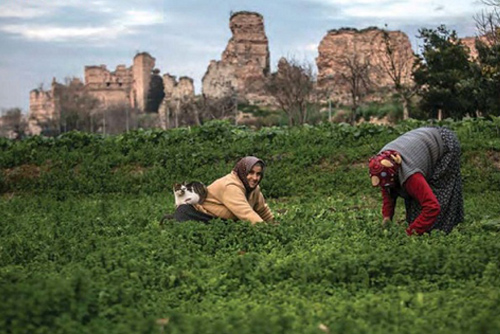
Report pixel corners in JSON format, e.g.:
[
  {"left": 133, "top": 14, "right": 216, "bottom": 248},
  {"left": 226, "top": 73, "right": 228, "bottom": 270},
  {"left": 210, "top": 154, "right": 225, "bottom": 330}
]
[{"left": 380, "top": 127, "right": 444, "bottom": 185}]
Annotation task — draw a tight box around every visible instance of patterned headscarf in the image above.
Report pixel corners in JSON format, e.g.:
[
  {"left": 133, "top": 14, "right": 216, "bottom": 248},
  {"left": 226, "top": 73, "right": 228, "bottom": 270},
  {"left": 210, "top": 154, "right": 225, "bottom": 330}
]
[
  {"left": 233, "top": 156, "right": 265, "bottom": 194},
  {"left": 368, "top": 150, "right": 402, "bottom": 187}
]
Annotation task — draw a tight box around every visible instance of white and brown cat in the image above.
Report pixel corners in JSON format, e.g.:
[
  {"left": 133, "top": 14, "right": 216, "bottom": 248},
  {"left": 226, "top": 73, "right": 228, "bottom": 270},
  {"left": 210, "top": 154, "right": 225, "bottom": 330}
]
[
  {"left": 160, "top": 181, "right": 208, "bottom": 224},
  {"left": 173, "top": 181, "right": 208, "bottom": 207}
]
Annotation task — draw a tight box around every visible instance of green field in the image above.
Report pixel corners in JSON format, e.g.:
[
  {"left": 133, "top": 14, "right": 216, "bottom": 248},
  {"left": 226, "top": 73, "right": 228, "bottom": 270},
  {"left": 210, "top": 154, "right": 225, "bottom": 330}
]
[{"left": 1, "top": 119, "right": 500, "bottom": 333}]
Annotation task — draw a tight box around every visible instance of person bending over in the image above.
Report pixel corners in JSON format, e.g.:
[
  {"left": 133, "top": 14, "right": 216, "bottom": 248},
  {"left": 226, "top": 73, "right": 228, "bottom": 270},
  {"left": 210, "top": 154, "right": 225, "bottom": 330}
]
[{"left": 368, "top": 127, "right": 463, "bottom": 235}]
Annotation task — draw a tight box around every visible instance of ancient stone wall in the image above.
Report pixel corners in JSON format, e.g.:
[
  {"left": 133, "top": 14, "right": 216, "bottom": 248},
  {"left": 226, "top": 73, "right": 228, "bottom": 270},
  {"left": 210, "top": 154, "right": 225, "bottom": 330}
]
[
  {"left": 28, "top": 52, "right": 194, "bottom": 132},
  {"left": 27, "top": 79, "right": 65, "bottom": 135},
  {"left": 158, "top": 74, "right": 196, "bottom": 129},
  {"left": 29, "top": 89, "right": 55, "bottom": 122},
  {"left": 133, "top": 52, "right": 156, "bottom": 111},
  {"left": 84, "top": 65, "right": 133, "bottom": 90},
  {"left": 163, "top": 74, "right": 177, "bottom": 99},
  {"left": 316, "top": 27, "right": 414, "bottom": 103},
  {"left": 202, "top": 11, "right": 270, "bottom": 102},
  {"left": 163, "top": 75, "right": 195, "bottom": 101},
  {"left": 175, "top": 77, "right": 195, "bottom": 100},
  {"left": 83, "top": 64, "right": 134, "bottom": 108},
  {"left": 202, "top": 61, "right": 237, "bottom": 99},
  {"left": 29, "top": 79, "right": 61, "bottom": 123}
]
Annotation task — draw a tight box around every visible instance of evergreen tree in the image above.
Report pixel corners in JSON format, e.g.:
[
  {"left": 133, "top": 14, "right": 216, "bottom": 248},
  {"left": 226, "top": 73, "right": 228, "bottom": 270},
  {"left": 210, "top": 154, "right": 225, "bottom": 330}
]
[
  {"left": 413, "top": 25, "right": 477, "bottom": 119},
  {"left": 475, "top": 39, "right": 500, "bottom": 116}
]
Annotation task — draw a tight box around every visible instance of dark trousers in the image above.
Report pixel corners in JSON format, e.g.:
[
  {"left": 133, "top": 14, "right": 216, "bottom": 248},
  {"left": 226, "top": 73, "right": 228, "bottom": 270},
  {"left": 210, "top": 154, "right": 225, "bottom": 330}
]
[{"left": 173, "top": 204, "right": 214, "bottom": 223}]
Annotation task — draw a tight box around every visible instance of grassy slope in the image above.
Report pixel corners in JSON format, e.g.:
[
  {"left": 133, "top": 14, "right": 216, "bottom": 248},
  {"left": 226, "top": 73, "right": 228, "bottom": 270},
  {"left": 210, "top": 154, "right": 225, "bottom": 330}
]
[{"left": 1, "top": 119, "right": 500, "bottom": 333}]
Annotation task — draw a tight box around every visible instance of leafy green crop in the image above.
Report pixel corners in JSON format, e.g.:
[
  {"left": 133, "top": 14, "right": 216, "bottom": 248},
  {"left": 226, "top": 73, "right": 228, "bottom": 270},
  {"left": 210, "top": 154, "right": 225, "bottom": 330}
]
[{"left": 1, "top": 119, "right": 499, "bottom": 333}]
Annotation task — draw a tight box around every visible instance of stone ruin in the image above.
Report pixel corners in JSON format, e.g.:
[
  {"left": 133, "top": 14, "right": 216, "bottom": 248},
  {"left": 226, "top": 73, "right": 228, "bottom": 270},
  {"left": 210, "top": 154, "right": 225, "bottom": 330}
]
[
  {"left": 28, "top": 52, "right": 195, "bottom": 134},
  {"left": 201, "top": 15, "right": 418, "bottom": 107},
  {"left": 158, "top": 74, "right": 197, "bottom": 128},
  {"left": 316, "top": 27, "right": 414, "bottom": 104},
  {"left": 202, "top": 11, "right": 270, "bottom": 103},
  {"left": 24, "top": 11, "right": 487, "bottom": 135}
]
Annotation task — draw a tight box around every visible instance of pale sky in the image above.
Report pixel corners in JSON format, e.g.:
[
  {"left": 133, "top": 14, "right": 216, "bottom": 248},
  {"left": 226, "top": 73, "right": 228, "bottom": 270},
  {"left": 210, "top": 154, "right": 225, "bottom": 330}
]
[{"left": 0, "top": 0, "right": 488, "bottom": 112}]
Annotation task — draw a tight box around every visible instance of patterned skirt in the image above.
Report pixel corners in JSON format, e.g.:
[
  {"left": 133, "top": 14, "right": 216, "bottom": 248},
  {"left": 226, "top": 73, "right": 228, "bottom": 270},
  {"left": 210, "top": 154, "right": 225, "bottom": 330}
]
[{"left": 405, "top": 127, "right": 464, "bottom": 233}]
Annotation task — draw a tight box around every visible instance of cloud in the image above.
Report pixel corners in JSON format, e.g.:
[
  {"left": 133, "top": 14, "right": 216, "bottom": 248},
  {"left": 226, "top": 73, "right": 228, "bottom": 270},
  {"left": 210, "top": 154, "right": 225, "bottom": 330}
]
[
  {"left": 313, "top": 0, "right": 487, "bottom": 24},
  {"left": 0, "top": 24, "right": 125, "bottom": 42},
  {"left": 0, "top": 0, "right": 93, "bottom": 18},
  {"left": 342, "top": 1, "right": 477, "bottom": 20},
  {"left": 122, "top": 10, "right": 165, "bottom": 26},
  {"left": 0, "top": 4, "right": 51, "bottom": 19},
  {"left": 0, "top": 3, "right": 165, "bottom": 43}
]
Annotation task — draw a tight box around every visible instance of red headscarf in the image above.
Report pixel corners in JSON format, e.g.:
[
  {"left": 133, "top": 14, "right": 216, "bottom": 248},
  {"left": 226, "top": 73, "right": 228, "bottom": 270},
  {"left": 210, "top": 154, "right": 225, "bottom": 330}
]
[
  {"left": 369, "top": 150, "right": 402, "bottom": 187},
  {"left": 233, "top": 156, "right": 265, "bottom": 194}
]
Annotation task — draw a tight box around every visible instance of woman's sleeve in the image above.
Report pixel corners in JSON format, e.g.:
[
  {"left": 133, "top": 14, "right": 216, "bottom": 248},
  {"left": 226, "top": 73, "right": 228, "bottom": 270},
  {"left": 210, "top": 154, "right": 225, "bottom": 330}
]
[
  {"left": 381, "top": 188, "right": 396, "bottom": 220},
  {"left": 404, "top": 173, "right": 441, "bottom": 235},
  {"left": 253, "top": 191, "right": 274, "bottom": 222},
  {"left": 222, "top": 184, "right": 265, "bottom": 224}
]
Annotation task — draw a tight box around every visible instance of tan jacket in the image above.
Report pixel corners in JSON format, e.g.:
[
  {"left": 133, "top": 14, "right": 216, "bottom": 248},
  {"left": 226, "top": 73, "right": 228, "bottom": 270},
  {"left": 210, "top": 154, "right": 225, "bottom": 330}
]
[{"left": 194, "top": 172, "right": 274, "bottom": 224}]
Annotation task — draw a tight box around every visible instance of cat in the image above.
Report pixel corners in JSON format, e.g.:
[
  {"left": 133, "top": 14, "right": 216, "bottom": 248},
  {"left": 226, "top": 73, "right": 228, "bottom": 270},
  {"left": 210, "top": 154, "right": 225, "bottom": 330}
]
[
  {"left": 160, "top": 181, "right": 208, "bottom": 225},
  {"left": 173, "top": 181, "right": 208, "bottom": 207}
]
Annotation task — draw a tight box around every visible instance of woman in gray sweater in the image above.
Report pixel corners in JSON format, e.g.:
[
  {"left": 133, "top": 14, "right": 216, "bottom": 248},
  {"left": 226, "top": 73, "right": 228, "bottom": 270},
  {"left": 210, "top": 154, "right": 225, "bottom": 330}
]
[{"left": 369, "top": 127, "right": 463, "bottom": 235}]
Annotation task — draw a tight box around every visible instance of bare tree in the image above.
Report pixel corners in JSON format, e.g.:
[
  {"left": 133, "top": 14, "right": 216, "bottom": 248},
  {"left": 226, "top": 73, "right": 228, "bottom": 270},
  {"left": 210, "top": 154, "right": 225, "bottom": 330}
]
[
  {"left": 335, "top": 50, "right": 374, "bottom": 124},
  {"left": 0, "top": 108, "right": 26, "bottom": 139},
  {"left": 101, "top": 103, "right": 137, "bottom": 134},
  {"left": 475, "top": 0, "right": 500, "bottom": 45},
  {"left": 377, "top": 27, "right": 418, "bottom": 119},
  {"left": 181, "top": 97, "right": 201, "bottom": 126},
  {"left": 58, "top": 77, "right": 100, "bottom": 133},
  {"left": 198, "top": 95, "right": 237, "bottom": 123},
  {"left": 265, "top": 57, "right": 315, "bottom": 126},
  {"left": 171, "top": 96, "right": 201, "bottom": 127}
]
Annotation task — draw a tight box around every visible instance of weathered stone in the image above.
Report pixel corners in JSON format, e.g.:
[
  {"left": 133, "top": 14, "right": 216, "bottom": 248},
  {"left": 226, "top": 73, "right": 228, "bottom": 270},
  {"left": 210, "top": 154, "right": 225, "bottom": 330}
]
[
  {"left": 159, "top": 74, "right": 196, "bottom": 129},
  {"left": 316, "top": 27, "right": 414, "bottom": 103},
  {"left": 84, "top": 63, "right": 134, "bottom": 109},
  {"left": 175, "top": 77, "right": 195, "bottom": 100},
  {"left": 132, "top": 52, "right": 156, "bottom": 111},
  {"left": 162, "top": 74, "right": 195, "bottom": 101},
  {"left": 163, "top": 74, "right": 177, "bottom": 100},
  {"left": 202, "top": 61, "right": 237, "bottom": 99},
  {"left": 29, "top": 78, "right": 62, "bottom": 125},
  {"left": 28, "top": 52, "right": 194, "bottom": 132},
  {"left": 202, "top": 11, "right": 270, "bottom": 102}
]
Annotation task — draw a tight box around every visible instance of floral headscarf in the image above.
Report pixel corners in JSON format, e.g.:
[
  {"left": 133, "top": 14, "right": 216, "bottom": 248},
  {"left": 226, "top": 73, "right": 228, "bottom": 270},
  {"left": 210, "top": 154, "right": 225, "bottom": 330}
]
[
  {"left": 233, "top": 156, "right": 265, "bottom": 194},
  {"left": 368, "top": 150, "right": 402, "bottom": 187}
]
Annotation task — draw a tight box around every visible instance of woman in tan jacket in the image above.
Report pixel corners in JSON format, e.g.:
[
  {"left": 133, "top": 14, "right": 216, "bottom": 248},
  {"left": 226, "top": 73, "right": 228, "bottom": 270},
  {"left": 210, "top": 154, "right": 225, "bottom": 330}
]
[{"left": 173, "top": 156, "right": 274, "bottom": 224}]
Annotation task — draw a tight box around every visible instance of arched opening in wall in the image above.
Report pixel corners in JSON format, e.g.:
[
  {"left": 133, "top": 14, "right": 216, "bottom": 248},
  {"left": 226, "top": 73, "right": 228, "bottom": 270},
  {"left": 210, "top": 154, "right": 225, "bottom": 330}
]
[{"left": 145, "top": 69, "right": 165, "bottom": 113}]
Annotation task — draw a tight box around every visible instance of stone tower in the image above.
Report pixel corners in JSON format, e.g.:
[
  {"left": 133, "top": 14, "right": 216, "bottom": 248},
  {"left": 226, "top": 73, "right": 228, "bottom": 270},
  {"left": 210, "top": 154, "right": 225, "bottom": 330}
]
[
  {"left": 29, "top": 78, "right": 61, "bottom": 124},
  {"left": 202, "top": 11, "right": 270, "bottom": 101},
  {"left": 133, "top": 52, "right": 156, "bottom": 111}
]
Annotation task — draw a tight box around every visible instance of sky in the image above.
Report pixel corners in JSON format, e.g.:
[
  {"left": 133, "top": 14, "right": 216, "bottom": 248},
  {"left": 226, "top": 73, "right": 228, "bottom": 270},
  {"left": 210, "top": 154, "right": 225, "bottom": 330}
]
[{"left": 0, "top": 0, "right": 489, "bottom": 113}]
